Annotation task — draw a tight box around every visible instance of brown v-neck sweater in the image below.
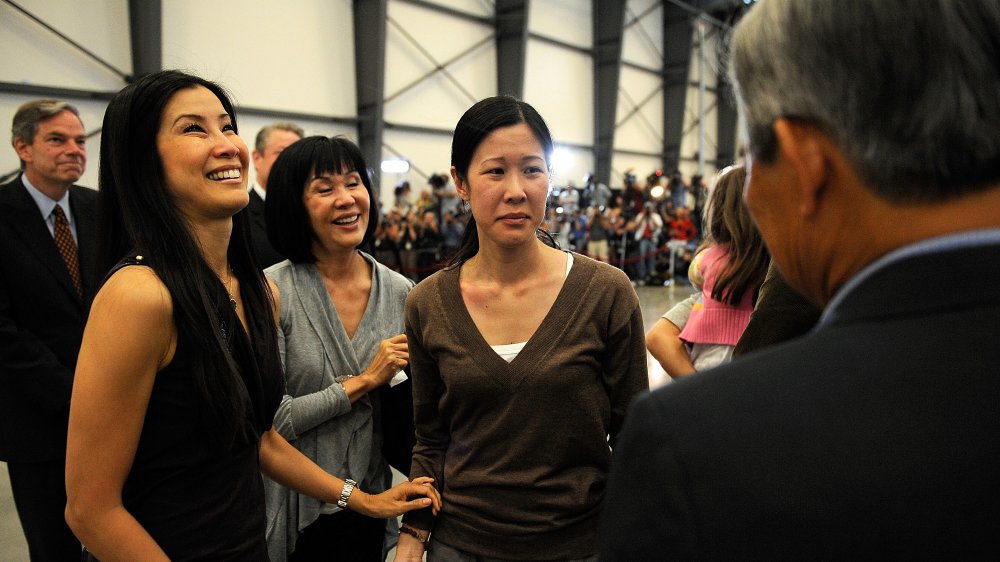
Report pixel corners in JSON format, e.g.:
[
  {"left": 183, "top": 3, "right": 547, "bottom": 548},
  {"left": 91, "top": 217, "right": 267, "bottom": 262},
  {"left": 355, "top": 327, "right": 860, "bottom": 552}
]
[{"left": 402, "top": 253, "right": 649, "bottom": 559}]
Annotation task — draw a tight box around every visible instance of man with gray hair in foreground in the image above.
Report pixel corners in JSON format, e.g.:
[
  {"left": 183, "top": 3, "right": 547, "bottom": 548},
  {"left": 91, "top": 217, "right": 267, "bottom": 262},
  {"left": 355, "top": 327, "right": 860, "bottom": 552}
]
[{"left": 601, "top": 0, "right": 1000, "bottom": 558}]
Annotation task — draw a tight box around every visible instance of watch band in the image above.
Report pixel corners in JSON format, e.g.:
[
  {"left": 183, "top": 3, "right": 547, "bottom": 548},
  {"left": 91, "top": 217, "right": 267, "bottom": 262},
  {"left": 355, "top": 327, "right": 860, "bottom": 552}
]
[
  {"left": 337, "top": 478, "right": 357, "bottom": 509},
  {"left": 399, "top": 523, "right": 431, "bottom": 543}
]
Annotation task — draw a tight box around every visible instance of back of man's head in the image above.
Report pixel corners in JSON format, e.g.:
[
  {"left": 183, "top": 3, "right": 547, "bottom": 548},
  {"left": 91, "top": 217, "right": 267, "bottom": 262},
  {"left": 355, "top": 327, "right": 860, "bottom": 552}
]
[{"left": 730, "top": 0, "right": 1000, "bottom": 203}]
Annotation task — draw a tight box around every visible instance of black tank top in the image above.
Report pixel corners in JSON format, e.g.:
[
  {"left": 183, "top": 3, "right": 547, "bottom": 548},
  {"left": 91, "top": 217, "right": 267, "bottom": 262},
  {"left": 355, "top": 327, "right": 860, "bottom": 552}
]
[{"left": 111, "top": 258, "right": 282, "bottom": 560}]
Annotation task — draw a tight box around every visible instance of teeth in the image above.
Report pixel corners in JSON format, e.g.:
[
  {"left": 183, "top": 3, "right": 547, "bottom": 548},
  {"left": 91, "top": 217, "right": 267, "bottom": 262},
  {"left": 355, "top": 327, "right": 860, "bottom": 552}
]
[
  {"left": 333, "top": 215, "right": 359, "bottom": 225},
  {"left": 207, "top": 169, "right": 241, "bottom": 180}
]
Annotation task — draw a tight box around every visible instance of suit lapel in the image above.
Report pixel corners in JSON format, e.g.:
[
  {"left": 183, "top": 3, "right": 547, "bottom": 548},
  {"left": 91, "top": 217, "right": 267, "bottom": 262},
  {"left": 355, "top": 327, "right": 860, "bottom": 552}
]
[{"left": 0, "top": 178, "right": 82, "bottom": 304}]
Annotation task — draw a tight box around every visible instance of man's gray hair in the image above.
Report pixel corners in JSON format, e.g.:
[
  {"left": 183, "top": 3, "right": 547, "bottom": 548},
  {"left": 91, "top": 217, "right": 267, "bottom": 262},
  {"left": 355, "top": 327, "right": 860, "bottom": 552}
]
[
  {"left": 254, "top": 121, "right": 304, "bottom": 154},
  {"left": 729, "top": 0, "right": 1000, "bottom": 203},
  {"left": 11, "top": 99, "right": 81, "bottom": 145}
]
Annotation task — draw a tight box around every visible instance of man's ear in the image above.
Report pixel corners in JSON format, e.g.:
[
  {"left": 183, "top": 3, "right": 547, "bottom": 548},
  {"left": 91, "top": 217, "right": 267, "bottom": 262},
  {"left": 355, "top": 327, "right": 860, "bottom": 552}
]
[
  {"left": 773, "top": 118, "right": 834, "bottom": 217},
  {"left": 13, "top": 138, "right": 31, "bottom": 163},
  {"left": 451, "top": 166, "right": 469, "bottom": 201}
]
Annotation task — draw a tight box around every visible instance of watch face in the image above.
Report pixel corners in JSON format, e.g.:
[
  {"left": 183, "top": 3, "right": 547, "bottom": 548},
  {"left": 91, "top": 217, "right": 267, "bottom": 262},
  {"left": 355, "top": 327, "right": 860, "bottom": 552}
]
[{"left": 338, "top": 479, "right": 356, "bottom": 508}]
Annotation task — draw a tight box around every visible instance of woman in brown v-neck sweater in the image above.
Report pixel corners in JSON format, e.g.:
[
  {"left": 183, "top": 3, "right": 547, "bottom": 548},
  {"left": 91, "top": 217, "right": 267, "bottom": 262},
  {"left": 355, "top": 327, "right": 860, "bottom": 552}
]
[{"left": 396, "top": 96, "right": 648, "bottom": 562}]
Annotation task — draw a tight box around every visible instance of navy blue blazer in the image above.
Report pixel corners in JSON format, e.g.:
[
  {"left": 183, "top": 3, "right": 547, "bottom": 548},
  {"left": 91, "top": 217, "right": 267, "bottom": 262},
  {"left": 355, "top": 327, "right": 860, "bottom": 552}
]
[
  {"left": 0, "top": 176, "right": 100, "bottom": 462},
  {"left": 601, "top": 238, "right": 1000, "bottom": 560}
]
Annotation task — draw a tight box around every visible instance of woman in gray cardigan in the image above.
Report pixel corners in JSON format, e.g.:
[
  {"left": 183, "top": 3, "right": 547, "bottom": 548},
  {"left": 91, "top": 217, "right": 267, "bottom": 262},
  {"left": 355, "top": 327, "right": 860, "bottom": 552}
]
[{"left": 262, "top": 136, "right": 427, "bottom": 561}]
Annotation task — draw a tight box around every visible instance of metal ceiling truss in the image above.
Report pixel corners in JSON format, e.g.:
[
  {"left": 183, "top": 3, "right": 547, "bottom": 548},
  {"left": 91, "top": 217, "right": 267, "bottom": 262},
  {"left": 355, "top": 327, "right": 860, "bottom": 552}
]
[
  {"left": 383, "top": 15, "right": 487, "bottom": 106},
  {"left": 616, "top": 86, "right": 663, "bottom": 140},
  {"left": 2, "top": 0, "right": 744, "bottom": 188},
  {"left": 3, "top": 0, "right": 130, "bottom": 82}
]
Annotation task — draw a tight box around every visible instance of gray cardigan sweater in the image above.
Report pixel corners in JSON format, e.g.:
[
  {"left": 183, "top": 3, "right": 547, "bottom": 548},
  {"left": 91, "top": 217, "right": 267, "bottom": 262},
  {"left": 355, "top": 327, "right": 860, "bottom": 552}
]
[
  {"left": 263, "top": 252, "right": 414, "bottom": 561},
  {"left": 403, "top": 253, "right": 649, "bottom": 559}
]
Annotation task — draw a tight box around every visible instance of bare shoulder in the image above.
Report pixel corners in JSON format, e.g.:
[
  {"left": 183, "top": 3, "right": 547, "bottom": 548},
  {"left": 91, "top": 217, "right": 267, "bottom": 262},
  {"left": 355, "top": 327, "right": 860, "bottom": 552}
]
[
  {"left": 87, "top": 265, "right": 176, "bottom": 370},
  {"left": 94, "top": 265, "right": 173, "bottom": 320}
]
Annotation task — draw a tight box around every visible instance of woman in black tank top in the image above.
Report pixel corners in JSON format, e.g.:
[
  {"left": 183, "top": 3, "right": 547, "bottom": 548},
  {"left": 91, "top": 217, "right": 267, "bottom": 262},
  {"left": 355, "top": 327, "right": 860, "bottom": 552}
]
[{"left": 64, "top": 70, "right": 439, "bottom": 561}]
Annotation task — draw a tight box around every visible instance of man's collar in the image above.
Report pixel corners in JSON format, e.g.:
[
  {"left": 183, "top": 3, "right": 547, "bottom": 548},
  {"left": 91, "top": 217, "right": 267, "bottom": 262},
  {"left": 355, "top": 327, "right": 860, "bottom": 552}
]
[
  {"left": 821, "top": 228, "right": 1000, "bottom": 326},
  {"left": 251, "top": 182, "right": 266, "bottom": 201},
  {"left": 22, "top": 173, "right": 71, "bottom": 221}
]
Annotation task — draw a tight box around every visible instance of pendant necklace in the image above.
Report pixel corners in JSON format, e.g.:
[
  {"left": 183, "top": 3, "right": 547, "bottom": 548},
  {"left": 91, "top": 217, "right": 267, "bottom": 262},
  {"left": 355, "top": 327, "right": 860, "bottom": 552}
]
[{"left": 224, "top": 267, "right": 238, "bottom": 310}]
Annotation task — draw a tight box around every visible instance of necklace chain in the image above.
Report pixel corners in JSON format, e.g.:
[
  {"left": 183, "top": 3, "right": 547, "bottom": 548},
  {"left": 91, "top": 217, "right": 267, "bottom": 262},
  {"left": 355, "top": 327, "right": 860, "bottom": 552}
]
[{"left": 223, "top": 266, "right": 237, "bottom": 311}]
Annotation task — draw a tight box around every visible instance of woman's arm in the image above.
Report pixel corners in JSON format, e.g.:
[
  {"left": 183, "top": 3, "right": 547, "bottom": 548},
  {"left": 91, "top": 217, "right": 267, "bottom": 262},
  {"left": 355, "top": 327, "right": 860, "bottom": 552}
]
[
  {"left": 268, "top": 275, "right": 407, "bottom": 440},
  {"left": 394, "top": 293, "right": 451, "bottom": 560},
  {"left": 603, "top": 277, "right": 652, "bottom": 447},
  {"left": 272, "top": 335, "right": 407, "bottom": 440},
  {"left": 65, "top": 267, "right": 175, "bottom": 561},
  {"left": 258, "top": 427, "right": 439, "bottom": 518},
  {"left": 263, "top": 279, "right": 439, "bottom": 517},
  {"left": 340, "top": 334, "right": 407, "bottom": 402}
]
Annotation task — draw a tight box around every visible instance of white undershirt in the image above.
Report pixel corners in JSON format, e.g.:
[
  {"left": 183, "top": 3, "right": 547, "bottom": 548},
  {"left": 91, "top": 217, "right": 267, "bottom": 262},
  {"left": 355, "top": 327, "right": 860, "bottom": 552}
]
[{"left": 490, "top": 253, "right": 574, "bottom": 363}]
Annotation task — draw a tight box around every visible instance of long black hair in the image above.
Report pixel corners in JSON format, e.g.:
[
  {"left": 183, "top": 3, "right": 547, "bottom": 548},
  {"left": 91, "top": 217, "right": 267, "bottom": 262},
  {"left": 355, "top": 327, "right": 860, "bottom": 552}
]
[
  {"left": 98, "top": 69, "right": 280, "bottom": 441},
  {"left": 446, "top": 95, "right": 555, "bottom": 268}
]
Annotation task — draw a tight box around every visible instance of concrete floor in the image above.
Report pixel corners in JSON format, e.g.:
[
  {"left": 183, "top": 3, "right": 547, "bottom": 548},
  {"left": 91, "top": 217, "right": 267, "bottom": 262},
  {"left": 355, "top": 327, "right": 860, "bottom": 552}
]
[
  {"left": 0, "top": 462, "right": 28, "bottom": 561},
  {"left": 0, "top": 283, "right": 689, "bottom": 561}
]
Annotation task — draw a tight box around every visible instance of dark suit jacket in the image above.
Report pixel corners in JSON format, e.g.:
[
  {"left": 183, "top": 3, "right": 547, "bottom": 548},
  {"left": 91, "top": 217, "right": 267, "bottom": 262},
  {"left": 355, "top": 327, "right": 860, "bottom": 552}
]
[
  {"left": 0, "top": 176, "right": 100, "bottom": 463},
  {"left": 601, "top": 239, "right": 1000, "bottom": 560},
  {"left": 247, "top": 189, "right": 284, "bottom": 269}
]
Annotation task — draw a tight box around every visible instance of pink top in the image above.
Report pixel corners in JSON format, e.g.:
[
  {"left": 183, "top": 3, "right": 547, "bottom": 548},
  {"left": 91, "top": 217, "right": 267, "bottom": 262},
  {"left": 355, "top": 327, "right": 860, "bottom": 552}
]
[{"left": 679, "top": 244, "right": 756, "bottom": 346}]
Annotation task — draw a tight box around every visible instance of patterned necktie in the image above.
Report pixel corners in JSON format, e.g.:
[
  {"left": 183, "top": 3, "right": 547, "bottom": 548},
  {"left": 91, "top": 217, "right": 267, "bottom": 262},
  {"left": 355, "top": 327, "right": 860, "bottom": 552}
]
[{"left": 52, "top": 204, "right": 83, "bottom": 298}]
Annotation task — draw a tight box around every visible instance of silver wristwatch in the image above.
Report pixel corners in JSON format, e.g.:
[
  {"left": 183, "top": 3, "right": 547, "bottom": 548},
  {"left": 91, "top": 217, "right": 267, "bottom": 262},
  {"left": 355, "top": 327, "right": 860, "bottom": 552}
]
[{"left": 337, "top": 478, "right": 357, "bottom": 509}]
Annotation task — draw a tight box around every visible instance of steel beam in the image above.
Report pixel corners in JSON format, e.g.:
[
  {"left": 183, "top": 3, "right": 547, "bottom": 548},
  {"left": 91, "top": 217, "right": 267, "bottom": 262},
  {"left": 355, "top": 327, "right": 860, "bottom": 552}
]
[
  {"left": 128, "top": 0, "right": 161, "bottom": 80},
  {"left": 593, "top": 0, "right": 627, "bottom": 188},
  {"left": 495, "top": 0, "right": 528, "bottom": 98},
  {"left": 395, "top": 0, "right": 492, "bottom": 25},
  {"left": 0, "top": 81, "right": 115, "bottom": 101},
  {"left": 715, "top": 72, "right": 738, "bottom": 168},
  {"left": 662, "top": 4, "right": 694, "bottom": 172},
  {"left": 354, "top": 0, "right": 388, "bottom": 195}
]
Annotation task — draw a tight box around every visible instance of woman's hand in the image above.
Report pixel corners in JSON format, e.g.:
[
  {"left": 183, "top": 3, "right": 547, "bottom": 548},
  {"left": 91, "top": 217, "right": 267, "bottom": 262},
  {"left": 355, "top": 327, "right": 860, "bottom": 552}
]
[
  {"left": 393, "top": 533, "right": 428, "bottom": 561},
  {"left": 361, "top": 333, "right": 408, "bottom": 388},
  {"left": 341, "top": 334, "right": 408, "bottom": 404},
  {"left": 349, "top": 476, "right": 441, "bottom": 519}
]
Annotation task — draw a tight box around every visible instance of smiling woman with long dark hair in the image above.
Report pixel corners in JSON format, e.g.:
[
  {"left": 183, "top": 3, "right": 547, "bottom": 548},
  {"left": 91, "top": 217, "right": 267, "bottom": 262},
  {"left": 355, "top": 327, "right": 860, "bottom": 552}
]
[{"left": 63, "top": 70, "right": 438, "bottom": 561}]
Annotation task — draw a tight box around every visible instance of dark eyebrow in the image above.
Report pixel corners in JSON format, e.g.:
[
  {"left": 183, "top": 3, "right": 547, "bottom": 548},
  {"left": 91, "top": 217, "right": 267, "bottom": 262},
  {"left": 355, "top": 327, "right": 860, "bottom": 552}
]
[
  {"left": 309, "top": 170, "right": 360, "bottom": 182},
  {"left": 171, "top": 113, "right": 231, "bottom": 127}
]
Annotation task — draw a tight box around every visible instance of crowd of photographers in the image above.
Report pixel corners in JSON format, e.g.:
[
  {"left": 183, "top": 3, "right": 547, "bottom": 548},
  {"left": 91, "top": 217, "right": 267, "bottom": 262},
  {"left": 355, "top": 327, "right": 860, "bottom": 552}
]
[{"left": 374, "top": 169, "right": 707, "bottom": 284}]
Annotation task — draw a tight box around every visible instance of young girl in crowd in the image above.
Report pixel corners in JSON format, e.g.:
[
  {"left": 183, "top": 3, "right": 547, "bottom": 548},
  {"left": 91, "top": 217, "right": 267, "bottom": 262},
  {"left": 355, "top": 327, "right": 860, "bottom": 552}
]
[
  {"left": 646, "top": 165, "right": 769, "bottom": 376},
  {"left": 64, "top": 70, "right": 438, "bottom": 561},
  {"left": 395, "top": 96, "right": 648, "bottom": 561}
]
